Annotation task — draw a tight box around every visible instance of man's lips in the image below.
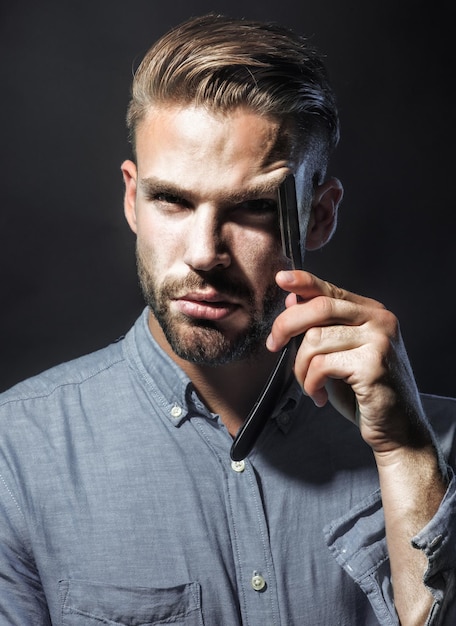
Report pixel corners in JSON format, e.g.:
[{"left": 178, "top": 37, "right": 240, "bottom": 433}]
[{"left": 171, "top": 290, "right": 241, "bottom": 321}]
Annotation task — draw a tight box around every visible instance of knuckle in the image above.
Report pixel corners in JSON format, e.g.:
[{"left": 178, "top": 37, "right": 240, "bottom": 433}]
[
  {"left": 308, "top": 353, "right": 327, "bottom": 372},
  {"left": 304, "top": 326, "right": 323, "bottom": 348},
  {"left": 314, "top": 295, "right": 334, "bottom": 318},
  {"left": 309, "top": 352, "right": 326, "bottom": 372},
  {"left": 322, "top": 279, "right": 345, "bottom": 300},
  {"left": 272, "top": 311, "right": 291, "bottom": 337},
  {"left": 375, "top": 333, "right": 392, "bottom": 356},
  {"left": 333, "top": 285, "right": 346, "bottom": 301},
  {"left": 376, "top": 308, "right": 400, "bottom": 338}
]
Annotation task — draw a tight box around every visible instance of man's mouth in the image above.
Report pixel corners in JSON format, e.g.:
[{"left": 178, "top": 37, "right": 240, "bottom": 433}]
[{"left": 171, "top": 290, "right": 241, "bottom": 321}]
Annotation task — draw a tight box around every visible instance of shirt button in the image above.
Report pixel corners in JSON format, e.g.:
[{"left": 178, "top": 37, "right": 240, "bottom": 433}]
[
  {"left": 170, "top": 405, "right": 183, "bottom": 418},
  {"left": 251, "top": 573, "right": 266, "bottom": 591},
  {"left": 231, "top": 459, "right": 245, "bottom": 473}
]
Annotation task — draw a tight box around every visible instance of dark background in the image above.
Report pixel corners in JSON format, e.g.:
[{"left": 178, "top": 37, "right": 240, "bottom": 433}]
[{"left": 0, "top": 1, "right": 454, "bottom": 396}]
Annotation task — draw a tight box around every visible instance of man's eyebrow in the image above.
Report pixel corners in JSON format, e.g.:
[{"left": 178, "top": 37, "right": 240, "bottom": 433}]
[
  {"left": 139, "top": 177, "right": 188, "bottom": 199},
  {"left": 223, "top": 181, "right": 282, "bottom": 203},
  {"left": 139, "top": 176, "right": 283, "bottom": 203}
]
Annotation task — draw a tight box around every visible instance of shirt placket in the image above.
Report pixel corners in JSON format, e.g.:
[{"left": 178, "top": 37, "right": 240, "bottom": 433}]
[
  {"left": 227, "top": 454, "right": 281, "bottom": 626},
  {"left": 193, "top": 412, "right": 282, "bottom": 626}
]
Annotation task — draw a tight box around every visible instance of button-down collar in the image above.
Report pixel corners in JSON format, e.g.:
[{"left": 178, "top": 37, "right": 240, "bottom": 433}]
[{"left": 127, "top": 307, "right": 303, "bottom": 434}]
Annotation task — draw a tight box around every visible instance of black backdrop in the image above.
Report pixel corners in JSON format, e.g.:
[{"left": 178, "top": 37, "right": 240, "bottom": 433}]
[{"left": 1, "top": 0, "right": 454, "bottom": 396}]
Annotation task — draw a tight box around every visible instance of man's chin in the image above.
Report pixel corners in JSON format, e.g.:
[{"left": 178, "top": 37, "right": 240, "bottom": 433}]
[
  {"left": 163, "top": 321, "right": 265, "bottom": 366},
  {"left": 167, "top": 328, "right": 238, "bottom": 366}
]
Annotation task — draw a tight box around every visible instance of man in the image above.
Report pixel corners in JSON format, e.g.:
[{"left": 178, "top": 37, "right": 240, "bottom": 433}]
[{"left": 0, "top": 14, "right": 455, "bottom": 625}]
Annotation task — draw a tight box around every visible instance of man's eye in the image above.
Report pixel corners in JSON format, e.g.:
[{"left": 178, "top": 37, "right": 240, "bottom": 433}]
[
  {"left": 239, "top": 199, "right": 277, "bottom": 213},
  {"left": 151, "top": 192, "right": 190, "bottom": 210},
  {"left": 155, "top": 193, "right": 183, "bottom": 205}
]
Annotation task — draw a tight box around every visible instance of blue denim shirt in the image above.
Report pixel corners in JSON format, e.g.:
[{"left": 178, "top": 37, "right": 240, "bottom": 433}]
[{"left": 0, "top": 308, "right": 455, "bottom": 625}]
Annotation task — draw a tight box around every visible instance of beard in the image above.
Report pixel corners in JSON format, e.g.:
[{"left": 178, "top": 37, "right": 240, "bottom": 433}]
[{"left": 136, "top": 248, "right": 285, "bottom": 366}]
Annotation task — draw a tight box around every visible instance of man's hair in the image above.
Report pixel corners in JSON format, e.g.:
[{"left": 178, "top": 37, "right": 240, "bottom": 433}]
[{"left": 126, "top": 14, "right": 340, "bottom": 171}]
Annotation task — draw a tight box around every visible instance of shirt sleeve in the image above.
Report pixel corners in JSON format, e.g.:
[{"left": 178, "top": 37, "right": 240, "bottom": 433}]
[
  {"left": 0, "top": 471, "right": 52, "bottom": 625},
  {"left": 324, "top": 472, "right": 456, "bottom": 626},
  {"left": 412, "top": 468, "right": 456, "bottom": 625}
]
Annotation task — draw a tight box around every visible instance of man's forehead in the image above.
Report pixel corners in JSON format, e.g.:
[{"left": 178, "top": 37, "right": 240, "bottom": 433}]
[
  {"left": 136, "top": 103, "right": 297, "bottom": 164},
  {"left": 134, "top": 104, "right": 297, "bottom": 196}
]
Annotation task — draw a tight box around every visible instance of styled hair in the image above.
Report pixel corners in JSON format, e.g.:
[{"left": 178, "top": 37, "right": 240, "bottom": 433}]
[{"left": 126, "top": 14, "right": 340, "bottom": 168}]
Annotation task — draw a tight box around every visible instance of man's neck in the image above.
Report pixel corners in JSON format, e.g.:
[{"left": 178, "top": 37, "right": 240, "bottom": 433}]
[{"left": 148, "top": 312, "right": 280, "bottom": 436}]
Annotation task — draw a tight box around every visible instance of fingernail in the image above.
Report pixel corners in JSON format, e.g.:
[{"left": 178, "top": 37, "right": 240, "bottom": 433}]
[
  {"left": 266, "top": 334, "right": 275, "bottom": 350},
  {"left": 278, "top": 270, "right": 294, "bottom": 282},
  {"left": 312, "top": 390, "right": 327, "bottom": 408}
]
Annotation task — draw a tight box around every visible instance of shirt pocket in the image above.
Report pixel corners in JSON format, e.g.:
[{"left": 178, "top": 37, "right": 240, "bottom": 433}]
[{"left": 59, "top": 579, "right": 204, "bottom": 625}]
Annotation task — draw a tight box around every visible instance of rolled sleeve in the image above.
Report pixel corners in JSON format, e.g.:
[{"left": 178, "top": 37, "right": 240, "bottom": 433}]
[
  {"left": 324, "top": 473, "right": 456, "bottom": 626},
  {"left": 412, "top": 468, "right": 456, "bottom": 625},
  {"left": 324, "top": 489, "right": 398, "bottom": 625}
]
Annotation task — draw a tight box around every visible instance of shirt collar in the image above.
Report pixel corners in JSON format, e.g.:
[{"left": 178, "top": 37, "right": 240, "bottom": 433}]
[
  {"left": 124, "top": 307, "right": 303, "bottom": 432},
  {"left": 124, "top": 308, "right": 193, "bottom": 426}
]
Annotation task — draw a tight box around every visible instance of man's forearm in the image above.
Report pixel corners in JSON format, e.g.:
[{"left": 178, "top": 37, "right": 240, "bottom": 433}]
[{"left": 376, "top": 443, "right": 447, "bottom": 625}]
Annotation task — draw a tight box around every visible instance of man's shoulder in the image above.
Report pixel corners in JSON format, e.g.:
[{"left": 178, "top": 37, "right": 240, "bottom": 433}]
[{"left": 0, "top": 338, "right": 127, "bottom": 408}]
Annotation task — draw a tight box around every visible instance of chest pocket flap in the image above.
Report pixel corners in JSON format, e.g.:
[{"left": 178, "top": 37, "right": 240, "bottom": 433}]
[{"left": 59, "top": 579, "right": 203, "bottom": 625}]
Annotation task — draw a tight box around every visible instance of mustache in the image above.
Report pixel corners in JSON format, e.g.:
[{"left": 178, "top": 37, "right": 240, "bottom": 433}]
[{"left": 161, "top": 271, "right": 254, "bottom": 302}]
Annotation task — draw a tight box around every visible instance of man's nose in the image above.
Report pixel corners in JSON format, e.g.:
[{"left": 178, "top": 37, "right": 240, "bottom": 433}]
[{"left": 183, "top": 207, "right": 231, "bottom": 272}]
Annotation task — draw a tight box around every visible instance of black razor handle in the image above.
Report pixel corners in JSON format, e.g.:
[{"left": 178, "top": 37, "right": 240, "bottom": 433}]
[{"left": 230, "top": 175, "right": 302, "bottom": 461}]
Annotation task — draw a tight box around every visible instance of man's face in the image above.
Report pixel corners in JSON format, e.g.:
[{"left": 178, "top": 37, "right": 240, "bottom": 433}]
[{"left": 122, "top": 105, "right": 294, "bottom": 365}]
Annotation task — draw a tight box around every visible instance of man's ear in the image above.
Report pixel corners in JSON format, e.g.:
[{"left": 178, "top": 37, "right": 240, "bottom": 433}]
[
  {"left": 121, "top": 159, "right": 138, "bottom": 234},
  {"left": 305, "top": 177, "right": 343, "bottom": 250}
]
